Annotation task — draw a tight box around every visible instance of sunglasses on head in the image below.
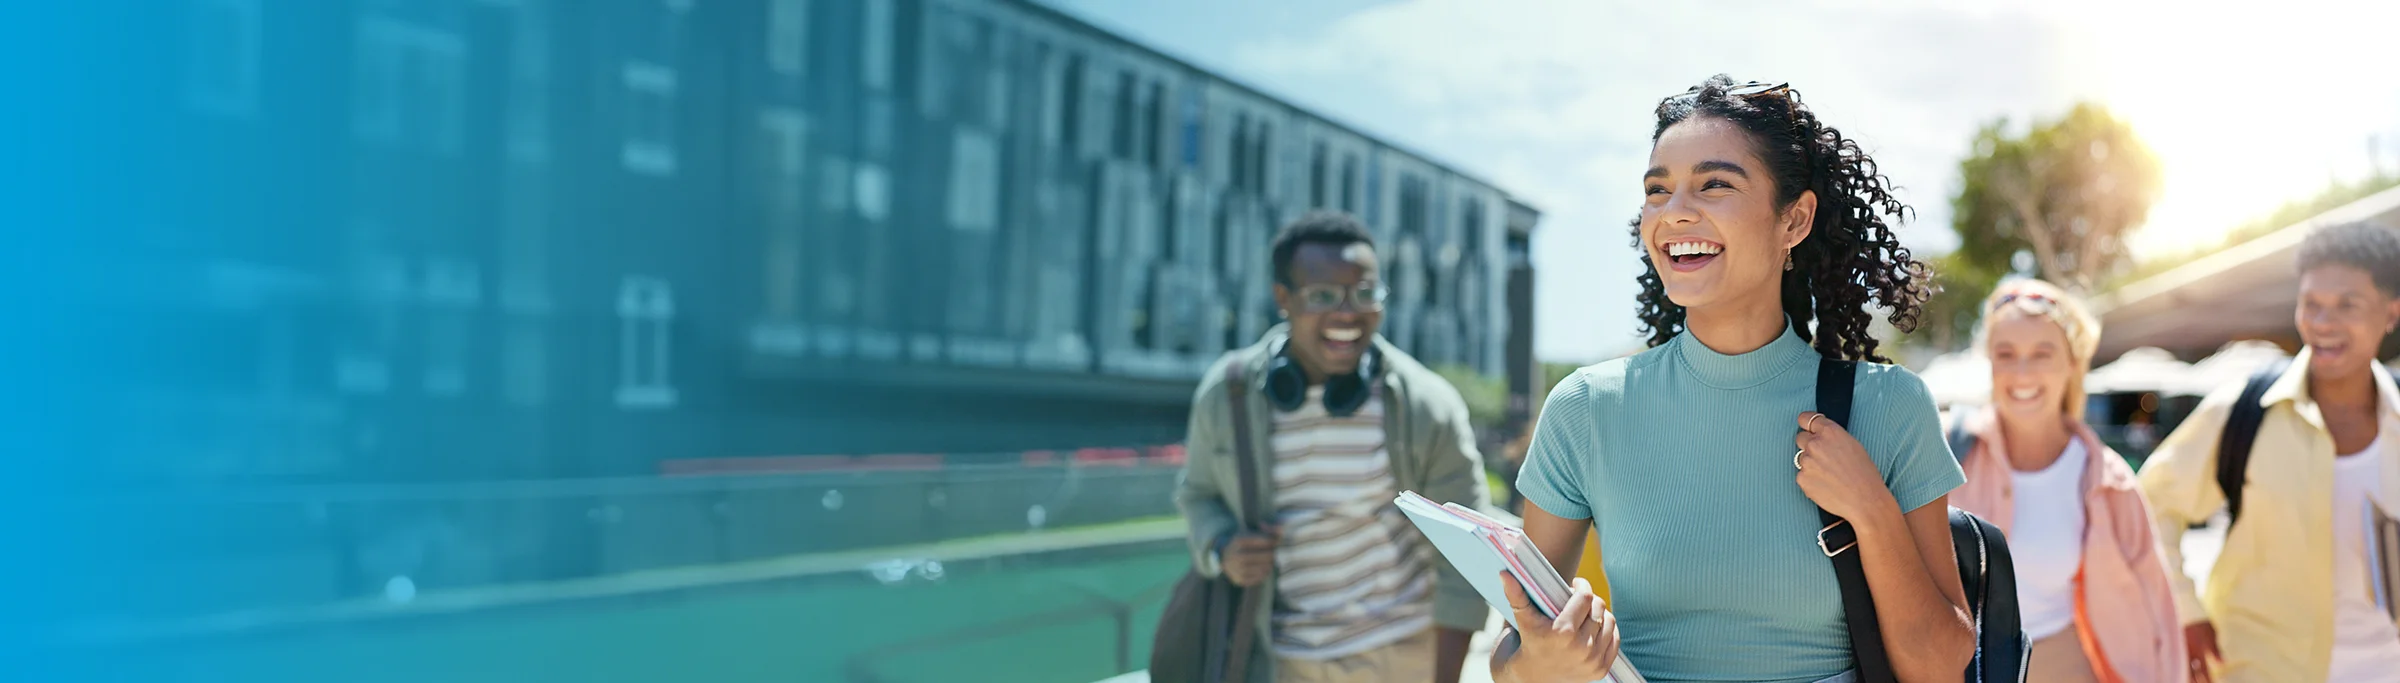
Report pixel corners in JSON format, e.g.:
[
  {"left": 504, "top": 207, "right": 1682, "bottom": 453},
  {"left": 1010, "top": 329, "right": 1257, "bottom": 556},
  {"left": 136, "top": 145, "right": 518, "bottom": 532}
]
[
  {"left": 1668, "top": 80, "right": 1792, "bottom": 104},
  {"left": 1987, "top": 290, "right": 2059, "bottom": 314}
]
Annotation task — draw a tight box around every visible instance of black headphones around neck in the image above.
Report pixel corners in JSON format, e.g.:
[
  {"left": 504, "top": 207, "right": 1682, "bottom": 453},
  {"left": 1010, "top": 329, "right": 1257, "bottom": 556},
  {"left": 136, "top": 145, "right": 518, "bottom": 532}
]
[{"left": 1264, "top": 336, "right": 1380, "bottom": 417}]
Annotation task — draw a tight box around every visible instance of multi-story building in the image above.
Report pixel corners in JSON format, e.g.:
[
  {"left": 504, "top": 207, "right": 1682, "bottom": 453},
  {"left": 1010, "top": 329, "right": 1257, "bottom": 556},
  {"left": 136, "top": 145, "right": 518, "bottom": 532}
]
[{"left": 129, "top": 0, "right": 1543, "bottom": 483}]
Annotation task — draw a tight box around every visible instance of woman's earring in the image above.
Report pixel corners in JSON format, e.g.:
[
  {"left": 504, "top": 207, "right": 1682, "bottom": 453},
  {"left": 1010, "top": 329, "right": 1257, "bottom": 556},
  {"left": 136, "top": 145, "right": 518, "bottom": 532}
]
[{"left": 1784, "top": 251, "right": 1795, "bottom": 271}]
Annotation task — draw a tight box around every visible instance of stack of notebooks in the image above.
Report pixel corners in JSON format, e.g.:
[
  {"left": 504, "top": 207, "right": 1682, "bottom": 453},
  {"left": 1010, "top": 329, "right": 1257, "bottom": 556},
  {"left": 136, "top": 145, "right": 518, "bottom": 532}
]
[{"left": 1395, "top": 491, "right": 1645, "bottom": 683}]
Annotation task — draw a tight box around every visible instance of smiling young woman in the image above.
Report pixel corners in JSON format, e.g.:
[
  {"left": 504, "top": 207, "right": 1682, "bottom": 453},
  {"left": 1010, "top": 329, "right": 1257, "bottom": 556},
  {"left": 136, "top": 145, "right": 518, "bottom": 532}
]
[
  {"left": 1492, "top": 75, "right": 1974, "bottom": 683},
  {"left": 1948, "top": 279, "right": 2188, "bottom": 683}
]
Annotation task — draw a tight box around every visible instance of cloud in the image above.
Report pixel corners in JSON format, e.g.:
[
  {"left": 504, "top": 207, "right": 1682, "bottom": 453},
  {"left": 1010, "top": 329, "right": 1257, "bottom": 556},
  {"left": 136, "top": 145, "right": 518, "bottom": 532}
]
[
  {"left": 1054, "top": 0, "right": 2400, "bottom": 362},
  {"left": 1226, "top": 0, "right": 2099, "bottom": 360}
]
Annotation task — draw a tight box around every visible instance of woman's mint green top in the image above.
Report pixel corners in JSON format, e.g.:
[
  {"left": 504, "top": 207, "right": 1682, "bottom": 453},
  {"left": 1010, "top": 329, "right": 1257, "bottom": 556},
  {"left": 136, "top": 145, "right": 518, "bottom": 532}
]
[{"left": 1516, "top": 325, "right": 1964, "bottom": 683}]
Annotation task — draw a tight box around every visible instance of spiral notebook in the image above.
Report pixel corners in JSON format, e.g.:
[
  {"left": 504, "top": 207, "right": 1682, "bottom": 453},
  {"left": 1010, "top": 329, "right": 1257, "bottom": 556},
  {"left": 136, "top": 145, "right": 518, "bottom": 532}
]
[{"left": 1394, "top": 491, "right": 1645, "bottom": 683}]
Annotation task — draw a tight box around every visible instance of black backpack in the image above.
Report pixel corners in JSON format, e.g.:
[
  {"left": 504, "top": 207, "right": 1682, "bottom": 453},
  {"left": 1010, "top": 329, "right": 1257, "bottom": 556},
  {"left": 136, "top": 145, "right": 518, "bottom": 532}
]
[
  {"left": 2213, "top": 359, "right": 2397, "bottom": 527},
  {"left": 1818, "top": 360, "right": 2029, "bottom": 683}
]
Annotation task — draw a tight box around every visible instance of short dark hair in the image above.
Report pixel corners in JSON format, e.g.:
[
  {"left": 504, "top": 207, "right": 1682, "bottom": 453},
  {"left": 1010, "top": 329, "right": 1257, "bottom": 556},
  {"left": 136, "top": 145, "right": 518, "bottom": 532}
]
[
  {"left": 2297, "top": 221, "right": 2400, "bottom": 297},
  {"left": 1270, "top": 211, "right": 1376, "bottom": 287}
]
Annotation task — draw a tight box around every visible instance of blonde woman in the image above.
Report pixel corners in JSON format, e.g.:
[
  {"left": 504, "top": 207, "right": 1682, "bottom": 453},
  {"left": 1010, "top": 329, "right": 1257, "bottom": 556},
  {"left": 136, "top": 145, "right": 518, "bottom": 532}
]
[{"left": 1947, "top": 279, "right": 2187, "bottom": 682}]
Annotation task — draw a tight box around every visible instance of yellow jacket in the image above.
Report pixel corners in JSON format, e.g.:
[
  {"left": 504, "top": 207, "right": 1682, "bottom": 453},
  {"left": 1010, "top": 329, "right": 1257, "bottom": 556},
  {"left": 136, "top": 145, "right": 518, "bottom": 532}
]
[
  {"left": 1578, "top": 528, "right": 1610, "bottom": 602},
  {"left": 2139, "top": 349, "right": 2400, "bottom": 682}
]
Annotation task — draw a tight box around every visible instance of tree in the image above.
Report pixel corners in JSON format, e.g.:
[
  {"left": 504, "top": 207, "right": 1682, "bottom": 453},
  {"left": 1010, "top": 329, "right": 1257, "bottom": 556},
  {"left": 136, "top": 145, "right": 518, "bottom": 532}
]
[
  {"left": 1948, "top": 104, "right": 2163, "bottom": 293},
  {"left": 1916, "top": 251, "right": 2002, "bottom": 351}
]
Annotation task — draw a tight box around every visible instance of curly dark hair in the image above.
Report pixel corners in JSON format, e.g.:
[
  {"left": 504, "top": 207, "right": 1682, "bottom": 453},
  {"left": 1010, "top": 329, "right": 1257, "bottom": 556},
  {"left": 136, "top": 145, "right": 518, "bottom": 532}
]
[
  {"left": 1632, "top": 74, "right": 1934, "bottom": 363},
  {"left": 2296, "top": 221, "right": 2400, "bottom": 297}
]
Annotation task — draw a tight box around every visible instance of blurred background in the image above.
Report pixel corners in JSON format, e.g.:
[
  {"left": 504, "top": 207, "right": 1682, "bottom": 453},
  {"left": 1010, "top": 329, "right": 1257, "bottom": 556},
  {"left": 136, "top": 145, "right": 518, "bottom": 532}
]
[{"left": 11, "top": 0, "right": 2400, "bottom": 681}]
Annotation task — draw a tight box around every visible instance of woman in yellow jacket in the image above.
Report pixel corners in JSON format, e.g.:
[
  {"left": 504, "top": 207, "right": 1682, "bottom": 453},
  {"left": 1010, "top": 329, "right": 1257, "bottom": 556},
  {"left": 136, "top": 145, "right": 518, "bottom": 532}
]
[
  {"left": 1946, "top": 280, "right": 2185, "bottom": 682},
  {"left": 2141, "top": 222, "right": 2400, "bottom": 682}
]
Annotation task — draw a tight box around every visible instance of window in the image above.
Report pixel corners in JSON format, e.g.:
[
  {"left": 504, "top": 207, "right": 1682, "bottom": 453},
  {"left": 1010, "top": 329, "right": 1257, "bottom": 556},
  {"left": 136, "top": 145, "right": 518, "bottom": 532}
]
[
  {"left": 1364, "top": 152, "right": 1382, "bottom": 225},
  {"left": 184, "top": 0, "right": 260, "bottom": 119},
  {"left": 1463, "top": 197, "right": 1486, "bottom": 255},
  {"left": 421, "top": 258, "right": 480, "bottom": 398},
  {"left": 1309, "top": 142, "right": 1327, "bottom": 208},
  {"left": 1251, "top": 122, "right": 1271, "bottom": 195},
  {"left": 500, "top": 323, "right": 548, "bottom": 408},
  {"left": 621, "top": 61, "right": 678, "bottom": 175},
  {"left": 918, "top": 10, "right": 987, "bottom": 122},
  {"left": 1111, "top": 70, "right": 1136, "bottom": 159},
  {"left": 981, "top": 30, "right": 1014, "bottom": 130},
  {"left": 767, "top": 0, "right": 810, "bottom": 76},
  {"left": 1228, "top": 115, "right": 1249, "bottom": 191},
  {"left": 862, "top": 96, "right": 895, "bottom": 159},
  {"left": 1179, "top": 84, "right": 1204, "bottom": 169},
  {"left": 503, "top": 8, "right": 553, "bottom": 165},
  {"left": 616, "top": 276, "right": 677, "bottom": 409},
  {"left": 947, "top": 128, "right": 1002, "bottom": 336},
  {"left": 1340, "top": 154, "right": 1358, "bottom": 212},
  {"left": 817, "top": 154, "right": 852, "bottom": 213},
  {"left": 1404, "top": 179, "right": 1436, "bottom": 306},
  {"left": 815, "top": 154, "right": 857, "bottom": 316},
  {"left": 947, "top": 129, "right": 1000, "bottom": 233},
  {"left": 759, "top": 108, "right": 812, "bottom": 321},
  {"left": 759, "top": 108, "right": 812, "bottom": 215},
  {"left": 353, "top": 17, "right": 466, "bottom": 155},
  {"left": 855, "top": 163, "right": 891, "bottom": 222},
  {"left": 861, "top": 0, "right": 895, "bottom": 92},
  {"left": 1058, "top": 54, "right": 1084, "bottom": 154},
  {"left": 1145, "top": 82, "right": 1166, "bottom": 168}
]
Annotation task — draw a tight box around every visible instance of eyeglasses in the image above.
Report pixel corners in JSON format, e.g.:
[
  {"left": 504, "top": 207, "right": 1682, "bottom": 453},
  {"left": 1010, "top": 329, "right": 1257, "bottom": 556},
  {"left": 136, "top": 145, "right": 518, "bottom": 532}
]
[
  {"left": 1668, "top": 81, "right": 1792, "bottom": 104},
  {"left": 1293, "top": 282, "right": 1389, "bottom": 313}
]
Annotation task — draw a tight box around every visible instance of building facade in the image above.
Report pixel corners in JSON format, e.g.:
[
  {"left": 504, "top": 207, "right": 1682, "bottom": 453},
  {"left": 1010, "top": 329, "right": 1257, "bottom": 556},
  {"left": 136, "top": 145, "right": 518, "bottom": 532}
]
[{"left": 128, "top": 0, "right": 1542, "bottom": 483}]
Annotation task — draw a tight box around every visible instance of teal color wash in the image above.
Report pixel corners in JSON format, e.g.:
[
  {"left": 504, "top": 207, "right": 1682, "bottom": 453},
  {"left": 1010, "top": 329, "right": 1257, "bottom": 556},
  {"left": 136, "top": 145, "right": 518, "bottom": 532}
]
[{"left": 1516, "top": 325, "right": 1964, "bottom": 683}]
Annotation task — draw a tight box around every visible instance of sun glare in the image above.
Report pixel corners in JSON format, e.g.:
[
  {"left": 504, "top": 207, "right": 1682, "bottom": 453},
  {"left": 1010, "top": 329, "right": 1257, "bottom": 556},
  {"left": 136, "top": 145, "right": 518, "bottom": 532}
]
[{"left": 2054, "top": 2, "right": 2400, "bottom": 259}]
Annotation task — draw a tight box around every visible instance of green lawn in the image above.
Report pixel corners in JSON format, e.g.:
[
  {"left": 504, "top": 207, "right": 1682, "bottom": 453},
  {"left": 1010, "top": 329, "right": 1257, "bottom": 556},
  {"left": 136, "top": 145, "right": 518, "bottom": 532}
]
[{"left": 79, "top": 543, "right": 1190, "bottom": 683}]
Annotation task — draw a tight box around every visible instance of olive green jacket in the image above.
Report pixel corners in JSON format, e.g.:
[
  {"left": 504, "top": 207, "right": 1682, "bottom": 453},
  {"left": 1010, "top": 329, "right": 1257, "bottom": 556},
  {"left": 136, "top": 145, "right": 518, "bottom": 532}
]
[{"left": 1173, "top": 324, "right": 1491, "bottom": 681}]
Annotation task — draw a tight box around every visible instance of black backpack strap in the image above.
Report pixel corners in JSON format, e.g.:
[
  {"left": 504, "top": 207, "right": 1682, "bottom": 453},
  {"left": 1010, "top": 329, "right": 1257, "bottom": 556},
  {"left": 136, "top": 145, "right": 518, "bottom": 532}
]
[
  {"left": 1222, "top": 361, "right": 1266, "bottom": 683},
  {"left": 2215, "top": 358, "right": 2289, "bottom": 527},
  {"left": 1953, "top": 509, "right": 2026, "bottom": 682},
  {"left": 1814, "top": 359, "right": 1897, "bottom": 683}
]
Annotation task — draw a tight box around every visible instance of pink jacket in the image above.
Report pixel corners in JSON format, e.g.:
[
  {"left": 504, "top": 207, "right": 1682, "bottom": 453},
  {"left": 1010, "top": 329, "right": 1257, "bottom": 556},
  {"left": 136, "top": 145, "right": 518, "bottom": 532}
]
[{"left": 1948, "top": 408, "right": 2189, "bottom": 683}]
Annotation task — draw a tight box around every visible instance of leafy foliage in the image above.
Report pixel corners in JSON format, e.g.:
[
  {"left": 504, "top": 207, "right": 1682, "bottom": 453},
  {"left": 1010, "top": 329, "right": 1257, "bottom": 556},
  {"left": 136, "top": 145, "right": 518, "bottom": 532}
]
[
  {"left": 1947, "top": 103, "right": 2163, "bottom": 292},
  {"left": 1430, "top": 364, "right": 1507, "bottom": 430},
  {"left": 1913, "top": 103, "right": 2160, "bottom": 352}
]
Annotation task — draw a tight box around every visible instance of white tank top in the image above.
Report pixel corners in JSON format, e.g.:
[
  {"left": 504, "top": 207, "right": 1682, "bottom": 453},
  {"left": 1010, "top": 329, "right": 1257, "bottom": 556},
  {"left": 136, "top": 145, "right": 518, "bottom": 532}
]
[
  {"left": 2327, "top": 435, "right": 2400, "bottom": 682},
  {"left": 2009, "top": 438, "right": 2088, "bottom": 641}
]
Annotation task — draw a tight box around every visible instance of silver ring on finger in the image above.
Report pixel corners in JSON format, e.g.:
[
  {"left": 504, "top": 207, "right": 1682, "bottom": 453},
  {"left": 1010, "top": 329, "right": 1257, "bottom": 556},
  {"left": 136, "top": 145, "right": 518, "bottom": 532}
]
[
  {"left": 1794, "top": 448, "right": 1806, "bottom": 470},
  {"left": 1806, "top": 413, "right": 1825, "bottom": 432}
]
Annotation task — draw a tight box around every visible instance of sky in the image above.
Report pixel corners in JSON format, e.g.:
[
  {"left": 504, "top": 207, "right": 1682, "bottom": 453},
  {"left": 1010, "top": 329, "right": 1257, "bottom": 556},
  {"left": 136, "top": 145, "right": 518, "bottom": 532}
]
[{"left": 1044, "top": 0, "right": 2400, "bottom": 364}]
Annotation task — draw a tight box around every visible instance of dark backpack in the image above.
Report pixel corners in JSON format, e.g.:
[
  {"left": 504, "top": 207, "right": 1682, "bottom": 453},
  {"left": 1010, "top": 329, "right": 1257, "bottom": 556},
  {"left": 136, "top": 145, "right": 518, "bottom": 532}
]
[
  {"left": 1818, "top": 360, "right": 2029, "bottom": 683},
  {"left": 2214, "top": 359, "right": 2397, "bottom": 527}
]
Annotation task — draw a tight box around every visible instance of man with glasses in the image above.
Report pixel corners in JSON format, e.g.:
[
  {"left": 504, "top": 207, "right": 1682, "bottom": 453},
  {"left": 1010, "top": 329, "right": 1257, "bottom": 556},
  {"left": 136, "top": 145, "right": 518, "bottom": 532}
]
[
  {"left": 2140, "top": 221, "right": 2400, "bottom": 682},
  {"left": 1175, "top": 211, "right": 1491, "bottom": 683}
]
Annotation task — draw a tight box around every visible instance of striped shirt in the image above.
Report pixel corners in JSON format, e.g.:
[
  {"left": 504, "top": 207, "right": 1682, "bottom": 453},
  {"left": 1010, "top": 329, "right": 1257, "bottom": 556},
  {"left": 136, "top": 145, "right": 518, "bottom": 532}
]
[{"left": 1267, "top": 385, "right": 1434, "bottom": 660}]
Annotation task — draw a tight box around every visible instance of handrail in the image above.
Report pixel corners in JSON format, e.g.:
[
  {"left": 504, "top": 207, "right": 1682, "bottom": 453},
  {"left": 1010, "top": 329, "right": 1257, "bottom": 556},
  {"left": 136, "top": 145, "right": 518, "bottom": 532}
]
[{"left": 843, "top": 574, "right": 1187, "bottom": 683}]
